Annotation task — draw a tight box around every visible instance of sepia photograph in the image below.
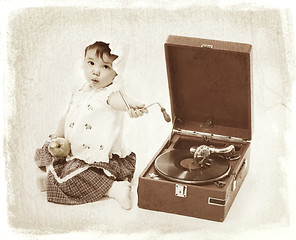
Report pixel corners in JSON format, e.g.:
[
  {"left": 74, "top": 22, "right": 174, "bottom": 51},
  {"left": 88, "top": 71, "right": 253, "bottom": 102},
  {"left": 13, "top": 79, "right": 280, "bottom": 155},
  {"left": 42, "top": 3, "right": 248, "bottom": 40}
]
[{"left": 1, "top": 0, "right": 295, "bottom": 239}]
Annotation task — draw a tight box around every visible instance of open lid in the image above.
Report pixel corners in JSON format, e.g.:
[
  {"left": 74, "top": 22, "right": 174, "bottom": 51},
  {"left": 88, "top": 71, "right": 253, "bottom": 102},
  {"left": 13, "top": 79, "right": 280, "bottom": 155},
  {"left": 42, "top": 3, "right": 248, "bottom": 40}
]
[{"left": 165, "top": 35, "right": 252, "bottom": 140}]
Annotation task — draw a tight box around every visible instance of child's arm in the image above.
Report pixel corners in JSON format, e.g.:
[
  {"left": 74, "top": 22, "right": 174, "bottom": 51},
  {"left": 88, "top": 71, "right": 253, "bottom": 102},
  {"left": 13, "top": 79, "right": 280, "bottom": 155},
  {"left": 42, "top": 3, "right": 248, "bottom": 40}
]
[
  {"left": 51, "top": 94, "right": 73, "bottom": 138},
  {"left": 53, "top": 112, "right": 67, "bottom": 138},
  {"left": 107, "top": 91, "right": 148, "bottom": 118}
]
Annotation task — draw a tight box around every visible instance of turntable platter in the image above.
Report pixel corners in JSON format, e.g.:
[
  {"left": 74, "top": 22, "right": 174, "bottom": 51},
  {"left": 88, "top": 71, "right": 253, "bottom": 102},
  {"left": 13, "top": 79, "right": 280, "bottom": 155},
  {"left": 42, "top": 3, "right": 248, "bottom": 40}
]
[{"left": 154, "top": 149, "right": 230, "bottom": 184}]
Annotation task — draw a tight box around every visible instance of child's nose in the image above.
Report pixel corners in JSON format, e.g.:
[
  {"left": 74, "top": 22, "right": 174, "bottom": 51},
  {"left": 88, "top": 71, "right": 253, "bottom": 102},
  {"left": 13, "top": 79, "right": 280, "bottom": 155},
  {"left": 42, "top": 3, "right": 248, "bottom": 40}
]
[{"left": 93, "top": 67, "right": 100, "bottom": 76}]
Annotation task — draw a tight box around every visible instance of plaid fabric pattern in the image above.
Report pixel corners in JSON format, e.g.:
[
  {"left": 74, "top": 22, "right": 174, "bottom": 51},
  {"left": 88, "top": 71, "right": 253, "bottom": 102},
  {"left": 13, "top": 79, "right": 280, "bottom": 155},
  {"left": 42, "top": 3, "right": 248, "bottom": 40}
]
[
  {"left": 35, "top": 142, "right": 136, "bottom": 205},
  {"left": 47, "top": 167, "right": 113, "bottom": 205}
]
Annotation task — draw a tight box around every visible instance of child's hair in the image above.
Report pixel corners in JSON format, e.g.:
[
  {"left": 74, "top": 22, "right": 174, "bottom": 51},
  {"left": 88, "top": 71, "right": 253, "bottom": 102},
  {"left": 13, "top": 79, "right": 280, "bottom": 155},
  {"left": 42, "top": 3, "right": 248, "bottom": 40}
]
[{"left": 84, "top": 41, "right": 118, "bottom": 61}]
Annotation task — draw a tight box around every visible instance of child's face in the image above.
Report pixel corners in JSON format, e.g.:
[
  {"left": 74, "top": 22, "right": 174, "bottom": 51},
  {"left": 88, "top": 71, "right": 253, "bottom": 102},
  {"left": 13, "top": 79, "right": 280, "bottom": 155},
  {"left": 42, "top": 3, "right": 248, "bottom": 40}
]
[{"left": 83, "top": 49, "right": 117, "bottom": 89}]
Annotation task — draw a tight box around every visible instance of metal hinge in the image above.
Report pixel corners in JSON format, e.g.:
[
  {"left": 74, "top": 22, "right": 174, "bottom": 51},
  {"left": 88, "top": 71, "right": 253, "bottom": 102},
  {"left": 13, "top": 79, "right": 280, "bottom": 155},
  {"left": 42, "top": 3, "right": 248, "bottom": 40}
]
[
  {"left": 232, "top": 158, "right": 248, "bottom": 191},
  {"left": 172, "top": 128, "right": 247, "bottom": 145}
]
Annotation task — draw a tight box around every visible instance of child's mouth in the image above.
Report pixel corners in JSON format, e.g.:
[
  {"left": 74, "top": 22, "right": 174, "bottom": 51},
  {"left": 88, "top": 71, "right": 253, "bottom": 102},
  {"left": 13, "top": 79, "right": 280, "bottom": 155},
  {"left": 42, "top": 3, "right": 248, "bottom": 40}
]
[{"left": 92, "top": 79, "right": 99, "bottom": 84}]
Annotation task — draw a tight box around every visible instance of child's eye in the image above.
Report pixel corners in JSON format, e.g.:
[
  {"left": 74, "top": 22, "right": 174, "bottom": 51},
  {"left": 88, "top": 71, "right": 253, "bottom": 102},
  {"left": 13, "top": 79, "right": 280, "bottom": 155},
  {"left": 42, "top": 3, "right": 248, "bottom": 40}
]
[
  {"left": 88, "top": 61, "right": 94, "bottom": 65},
  {"left": 102, "top": 65, "right": 110, "bottom": 69}
]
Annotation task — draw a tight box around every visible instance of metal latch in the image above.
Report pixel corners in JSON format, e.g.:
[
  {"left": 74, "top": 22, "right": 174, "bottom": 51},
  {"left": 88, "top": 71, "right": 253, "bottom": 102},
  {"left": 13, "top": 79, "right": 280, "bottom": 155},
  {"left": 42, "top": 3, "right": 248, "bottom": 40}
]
[
  {"left": 175, "top": 184, "right": 187, "bottom": 198},
  {"left": 201, "top": 44, "right": 214, "bottom": 49}
]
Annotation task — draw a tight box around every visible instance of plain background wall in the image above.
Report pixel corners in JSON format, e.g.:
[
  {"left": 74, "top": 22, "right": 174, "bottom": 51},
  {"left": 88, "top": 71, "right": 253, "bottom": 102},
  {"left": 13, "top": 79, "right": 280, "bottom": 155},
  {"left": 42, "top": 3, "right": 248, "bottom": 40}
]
[{"left": 1, "top": 1, "right": 296, "bottom": 239}]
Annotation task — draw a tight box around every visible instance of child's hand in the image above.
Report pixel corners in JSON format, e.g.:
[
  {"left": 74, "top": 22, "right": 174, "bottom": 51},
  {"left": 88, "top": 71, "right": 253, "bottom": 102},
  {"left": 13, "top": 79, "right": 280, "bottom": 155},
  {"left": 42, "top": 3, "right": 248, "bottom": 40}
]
[{"left": 128, "top": 102, "right": 149, "bottom": 118}]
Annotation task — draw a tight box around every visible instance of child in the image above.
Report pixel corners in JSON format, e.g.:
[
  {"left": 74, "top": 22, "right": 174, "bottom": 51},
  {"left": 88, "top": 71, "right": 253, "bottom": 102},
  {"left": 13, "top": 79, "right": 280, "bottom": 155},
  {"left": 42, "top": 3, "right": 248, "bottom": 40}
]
[{"left": 35, "top": 41, "right": 148, "bottom": 209}]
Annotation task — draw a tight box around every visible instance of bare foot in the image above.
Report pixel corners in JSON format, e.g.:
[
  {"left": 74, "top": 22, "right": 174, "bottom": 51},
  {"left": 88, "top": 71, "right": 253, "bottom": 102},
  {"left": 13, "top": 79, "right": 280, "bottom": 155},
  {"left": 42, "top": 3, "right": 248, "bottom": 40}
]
[
  {"left": 106, "top": 181, "right": 132, "bottom": 210},
  {"left": 36, "top": 175, "right": 47, "bottom": 192}
]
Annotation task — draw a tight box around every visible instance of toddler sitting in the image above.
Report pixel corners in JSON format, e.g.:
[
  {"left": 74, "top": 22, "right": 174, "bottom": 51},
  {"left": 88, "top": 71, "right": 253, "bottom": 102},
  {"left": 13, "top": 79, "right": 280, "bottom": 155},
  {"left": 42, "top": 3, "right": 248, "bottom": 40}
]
[{"left": 35, "top": 41, "right": 148, "bottom": 209}]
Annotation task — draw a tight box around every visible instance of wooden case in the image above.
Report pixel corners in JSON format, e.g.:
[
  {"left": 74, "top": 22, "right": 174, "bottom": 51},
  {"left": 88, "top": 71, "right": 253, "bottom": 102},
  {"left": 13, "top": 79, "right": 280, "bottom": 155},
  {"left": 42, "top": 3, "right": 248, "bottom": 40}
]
[{"left": 137, "top": 35, "right": 252, "bottom": 222}]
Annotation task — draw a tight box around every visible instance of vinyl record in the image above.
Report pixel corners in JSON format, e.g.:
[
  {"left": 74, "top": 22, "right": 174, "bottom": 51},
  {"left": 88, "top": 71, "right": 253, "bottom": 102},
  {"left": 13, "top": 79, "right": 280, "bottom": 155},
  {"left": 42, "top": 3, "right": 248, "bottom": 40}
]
[{"left": 154, "top": 149, "right": 230, "bottom": 184}]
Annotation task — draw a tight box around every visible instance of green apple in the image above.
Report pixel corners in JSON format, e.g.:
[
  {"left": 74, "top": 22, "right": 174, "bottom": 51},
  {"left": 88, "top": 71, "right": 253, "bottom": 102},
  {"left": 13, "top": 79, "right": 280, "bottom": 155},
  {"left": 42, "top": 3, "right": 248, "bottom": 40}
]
[{"left": 48, "top": 137, "right": 71, "bottom": 157}]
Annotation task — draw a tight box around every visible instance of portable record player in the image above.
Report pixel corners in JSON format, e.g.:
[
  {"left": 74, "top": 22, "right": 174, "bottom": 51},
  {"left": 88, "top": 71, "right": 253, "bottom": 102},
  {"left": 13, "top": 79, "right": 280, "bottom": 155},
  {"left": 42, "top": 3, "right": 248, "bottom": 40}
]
[{"left": 137, "top": 35, "right": 252, "bottom": 222}]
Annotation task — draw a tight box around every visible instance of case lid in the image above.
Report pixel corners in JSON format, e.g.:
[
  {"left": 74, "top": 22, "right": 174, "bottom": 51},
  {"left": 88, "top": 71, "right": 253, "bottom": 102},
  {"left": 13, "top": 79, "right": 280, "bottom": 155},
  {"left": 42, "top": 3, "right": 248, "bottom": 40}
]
[{"left": 165, "top": 35, "right": 252, "bottom": 140}]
